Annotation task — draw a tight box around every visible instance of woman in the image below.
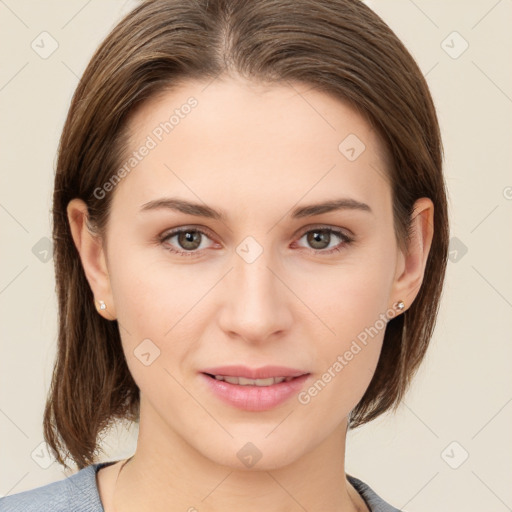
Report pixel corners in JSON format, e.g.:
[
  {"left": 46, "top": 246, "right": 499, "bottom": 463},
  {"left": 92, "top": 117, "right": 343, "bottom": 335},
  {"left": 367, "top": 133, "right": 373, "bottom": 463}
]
[{"left": 0, "top": 0, "right": 448, "bottom": 510}]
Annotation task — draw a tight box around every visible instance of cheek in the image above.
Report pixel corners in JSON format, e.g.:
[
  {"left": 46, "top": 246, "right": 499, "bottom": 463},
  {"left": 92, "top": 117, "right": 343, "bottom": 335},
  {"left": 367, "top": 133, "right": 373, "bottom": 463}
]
[
  {"left": 108, "top": 241, "right": 205, "bottom": 333},
  {"left": 299, "top": 246, "right": 395, "bottom": 412},
  {"left": 108, "top": 252, "right": 203, "bottom": 410},
  {"left": 107, "top": 242, "right": 220, "bottom": 387},
  {"left": 298, "top": 291, "right": 387, "bottom": 424},
  {"left": 309, "top": 245, "right": 395, "bottom": 341}
]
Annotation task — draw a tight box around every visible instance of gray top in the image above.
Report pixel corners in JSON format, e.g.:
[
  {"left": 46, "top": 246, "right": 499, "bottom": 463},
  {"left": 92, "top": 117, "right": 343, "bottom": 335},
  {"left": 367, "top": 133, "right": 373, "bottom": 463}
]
[{"left": 0, "top": 462, "right": 402, "bottom": 511}]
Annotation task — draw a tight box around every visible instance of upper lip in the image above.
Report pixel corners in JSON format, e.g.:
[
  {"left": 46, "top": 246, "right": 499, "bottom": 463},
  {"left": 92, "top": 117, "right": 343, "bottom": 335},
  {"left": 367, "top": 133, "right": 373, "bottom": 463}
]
[{"left": 201, "top": 365, "right": 309, "bottom": 379}]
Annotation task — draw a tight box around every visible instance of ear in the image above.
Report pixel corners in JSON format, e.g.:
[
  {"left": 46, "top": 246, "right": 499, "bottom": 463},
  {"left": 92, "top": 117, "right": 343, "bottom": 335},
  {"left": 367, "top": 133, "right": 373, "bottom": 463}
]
[
  {"left": 67, "top": 198, "right": 116, "bottom": 320},
  {"left": 390, "top": 197, "right": 434, "bottom": 312}
]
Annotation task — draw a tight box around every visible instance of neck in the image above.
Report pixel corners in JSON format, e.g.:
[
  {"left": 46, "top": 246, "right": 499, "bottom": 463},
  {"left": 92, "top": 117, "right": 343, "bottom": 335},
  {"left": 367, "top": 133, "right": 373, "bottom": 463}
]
[{"left": 112, "top": 397, "right": 365, "bottom": 512}]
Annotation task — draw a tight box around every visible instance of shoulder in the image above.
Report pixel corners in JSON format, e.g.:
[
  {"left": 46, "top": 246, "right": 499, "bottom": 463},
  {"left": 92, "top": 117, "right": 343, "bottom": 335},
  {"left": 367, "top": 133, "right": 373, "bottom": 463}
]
[
  {"left": 347, "top": 474, "right": 403, "bottom": 512},
  {"left": 0, "top": 462, "right": 115, "bottom": 512}
]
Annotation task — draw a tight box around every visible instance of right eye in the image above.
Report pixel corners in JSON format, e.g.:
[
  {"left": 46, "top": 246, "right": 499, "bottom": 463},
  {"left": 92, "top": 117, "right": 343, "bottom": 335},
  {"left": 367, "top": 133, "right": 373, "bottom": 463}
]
[{"left": 160, "top": 227, "right": 216, "bottom": 257}]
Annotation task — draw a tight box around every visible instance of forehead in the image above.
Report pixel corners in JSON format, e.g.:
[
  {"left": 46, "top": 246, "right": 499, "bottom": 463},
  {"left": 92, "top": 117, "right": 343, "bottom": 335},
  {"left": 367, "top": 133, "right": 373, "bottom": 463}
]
[{"left": 111, "top": 77, "right": 391, "bottom": 218}]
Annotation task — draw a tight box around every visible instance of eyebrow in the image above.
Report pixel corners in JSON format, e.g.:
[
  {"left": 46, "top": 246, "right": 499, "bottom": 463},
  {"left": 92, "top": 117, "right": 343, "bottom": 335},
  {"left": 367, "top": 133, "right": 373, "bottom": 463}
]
[{"left": 139, "top": 197, "right": 372, "bottom": 220}]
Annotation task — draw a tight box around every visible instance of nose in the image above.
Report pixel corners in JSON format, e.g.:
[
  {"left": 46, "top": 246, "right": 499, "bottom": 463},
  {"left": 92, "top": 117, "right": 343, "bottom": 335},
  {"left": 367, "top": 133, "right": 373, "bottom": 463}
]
[{"left": 217, "top": 244, "right": 294, "bottom": 344}]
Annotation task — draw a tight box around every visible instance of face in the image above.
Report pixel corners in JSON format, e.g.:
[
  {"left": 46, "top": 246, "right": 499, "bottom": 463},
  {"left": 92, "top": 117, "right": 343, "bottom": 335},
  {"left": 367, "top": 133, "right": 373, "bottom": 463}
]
[{"left": 99, "top": 77, "right": 405, "bottom": 469}]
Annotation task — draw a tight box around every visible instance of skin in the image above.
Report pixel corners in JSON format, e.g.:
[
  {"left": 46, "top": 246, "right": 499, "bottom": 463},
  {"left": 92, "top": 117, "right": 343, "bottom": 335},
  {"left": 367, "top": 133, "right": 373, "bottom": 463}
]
[{"left": 68, "top": 76, "right": 434, "bottom": 512}]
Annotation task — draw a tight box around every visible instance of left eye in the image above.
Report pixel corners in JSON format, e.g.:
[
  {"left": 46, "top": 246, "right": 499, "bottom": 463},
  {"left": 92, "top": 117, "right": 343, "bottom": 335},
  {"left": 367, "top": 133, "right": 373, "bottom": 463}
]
[{"left": 295, "top": 228, "right": 352, "bottom": 254}]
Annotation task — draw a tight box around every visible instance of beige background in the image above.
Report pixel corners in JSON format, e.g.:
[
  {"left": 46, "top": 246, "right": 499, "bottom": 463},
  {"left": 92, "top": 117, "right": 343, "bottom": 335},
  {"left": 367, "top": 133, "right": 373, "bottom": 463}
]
[{"left": 1, "top": 1, "right": 511, "bottom": 510}]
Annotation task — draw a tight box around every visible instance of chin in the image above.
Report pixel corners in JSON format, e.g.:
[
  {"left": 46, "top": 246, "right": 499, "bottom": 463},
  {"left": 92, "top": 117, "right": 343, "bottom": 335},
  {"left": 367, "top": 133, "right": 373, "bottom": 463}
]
[{"left": 195, "top": 433, "right": 306, "bottom": 472}]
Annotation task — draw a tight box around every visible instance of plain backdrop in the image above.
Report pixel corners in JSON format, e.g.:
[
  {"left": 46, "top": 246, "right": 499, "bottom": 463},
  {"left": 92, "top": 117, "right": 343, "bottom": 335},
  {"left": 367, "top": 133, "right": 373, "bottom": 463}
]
[{"left": 0, "top": 1, "right": 511, "bottom": 511}]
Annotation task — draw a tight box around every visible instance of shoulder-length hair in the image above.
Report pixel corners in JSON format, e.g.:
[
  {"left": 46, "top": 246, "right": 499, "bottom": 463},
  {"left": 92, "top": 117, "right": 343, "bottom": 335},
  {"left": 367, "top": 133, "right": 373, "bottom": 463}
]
[{"left": 45, "top": 0, "right": 449, "bottom": 470}]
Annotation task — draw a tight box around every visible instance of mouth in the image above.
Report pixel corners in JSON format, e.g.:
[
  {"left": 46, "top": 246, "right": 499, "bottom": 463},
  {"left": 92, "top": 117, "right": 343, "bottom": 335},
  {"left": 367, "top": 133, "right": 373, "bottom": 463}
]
[
  {"left": 199, "top": 370, "right": 311, "bottom": 411},
  {"left": 202, "top": 373, "right": 302, "bottom": 386}
]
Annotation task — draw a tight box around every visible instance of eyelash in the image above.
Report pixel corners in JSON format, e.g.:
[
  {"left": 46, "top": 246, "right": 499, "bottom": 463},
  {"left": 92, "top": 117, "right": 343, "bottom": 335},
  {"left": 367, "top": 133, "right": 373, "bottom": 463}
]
[{"left": 159, "top": 225, "right": 354, "bottom": 258}]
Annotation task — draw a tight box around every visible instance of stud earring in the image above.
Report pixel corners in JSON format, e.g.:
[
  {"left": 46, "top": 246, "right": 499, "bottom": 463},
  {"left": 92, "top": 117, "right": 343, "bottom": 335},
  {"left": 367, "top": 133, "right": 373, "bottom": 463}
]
[
  {"left": 396, "top": 300, "right": 405, "bottom": 312},
  {"left": 97, "top": 300, "right": 107, "bottom": 311}
]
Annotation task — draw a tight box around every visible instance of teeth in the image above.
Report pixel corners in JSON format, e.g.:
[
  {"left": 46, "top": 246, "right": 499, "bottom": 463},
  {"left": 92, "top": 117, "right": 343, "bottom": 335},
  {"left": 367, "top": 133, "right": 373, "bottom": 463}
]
[{"left": 213, "top": 375, "right": 295, "bottom": 386}]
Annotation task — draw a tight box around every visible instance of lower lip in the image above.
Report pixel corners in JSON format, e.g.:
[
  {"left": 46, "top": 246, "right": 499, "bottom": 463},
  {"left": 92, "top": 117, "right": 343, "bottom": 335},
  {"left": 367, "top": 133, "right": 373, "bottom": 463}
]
[{"left": 200, "top": 373, "right": 310, "bottom": 412}]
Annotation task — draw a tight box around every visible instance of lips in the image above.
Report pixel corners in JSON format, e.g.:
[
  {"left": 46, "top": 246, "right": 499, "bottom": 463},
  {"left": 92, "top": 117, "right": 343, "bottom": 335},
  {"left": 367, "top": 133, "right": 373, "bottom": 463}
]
[
  {"left": 199, "top": 365, "right": 311, "bottom": 411},
  {"left": 201, "top": 365, "right": 308, "bottom": 380},
  {"left": 200, "top": 372, "right": 310, "bottom": 411}
]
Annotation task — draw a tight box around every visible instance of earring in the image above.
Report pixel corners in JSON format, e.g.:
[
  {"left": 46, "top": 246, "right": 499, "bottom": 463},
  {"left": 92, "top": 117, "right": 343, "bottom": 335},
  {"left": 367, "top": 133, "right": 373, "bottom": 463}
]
[
  {"left": 97, "top": 300, "right": 107, "bottom": 311},
  {"left": 396, "top": 300, "right": 405, "bottom": 312}
]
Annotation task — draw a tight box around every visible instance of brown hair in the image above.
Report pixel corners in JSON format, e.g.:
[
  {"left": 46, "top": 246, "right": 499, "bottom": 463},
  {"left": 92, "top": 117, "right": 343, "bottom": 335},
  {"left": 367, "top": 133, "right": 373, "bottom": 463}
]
[{"left": 45, "top": 0, "right": 449, "bottom": 470}]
